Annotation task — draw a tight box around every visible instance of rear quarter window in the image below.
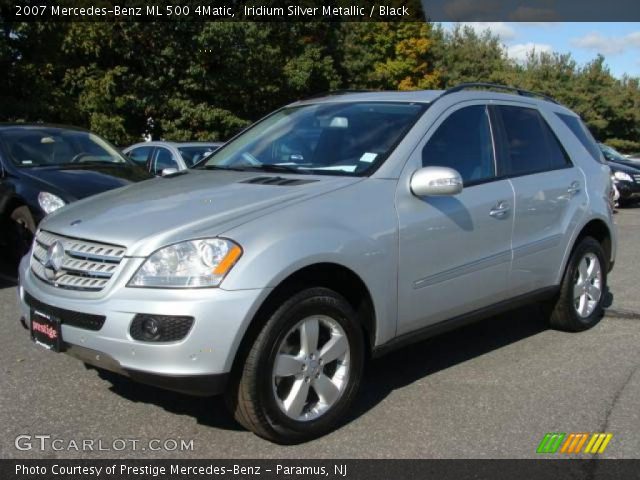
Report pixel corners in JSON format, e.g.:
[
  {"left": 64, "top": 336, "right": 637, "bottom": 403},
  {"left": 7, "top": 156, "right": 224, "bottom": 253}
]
[{"left": 556, "top": 113, "right": 604, "bottom": 164}]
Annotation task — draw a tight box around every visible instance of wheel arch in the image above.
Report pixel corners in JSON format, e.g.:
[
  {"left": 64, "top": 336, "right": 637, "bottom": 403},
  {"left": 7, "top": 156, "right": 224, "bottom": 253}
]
[
  {"left": 573, "top": 219, "right": 612, "bottom": 270},
  {"left": 558, "top": 218, "right": 613, "bottom": 285},
  {"left": 229, "top": 262, "right": 377, "bottom": 379}
]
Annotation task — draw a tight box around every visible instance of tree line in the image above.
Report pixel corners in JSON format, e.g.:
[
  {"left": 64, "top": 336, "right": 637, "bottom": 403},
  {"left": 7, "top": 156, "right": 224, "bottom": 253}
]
[{"left": 1, "top": 22, "right": 639, "bottom": 151}]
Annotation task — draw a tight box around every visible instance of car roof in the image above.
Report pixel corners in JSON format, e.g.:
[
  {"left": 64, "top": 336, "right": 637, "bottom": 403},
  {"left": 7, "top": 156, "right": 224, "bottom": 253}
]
[
  {"left": 292, "top": 90, "right": 444, "bottom": 106},
  {"left": 0, "top": 123, "right": 89, "bottom": 132},
  {"left": 289, "top": 87, "right": 571, "bottom": 113}
]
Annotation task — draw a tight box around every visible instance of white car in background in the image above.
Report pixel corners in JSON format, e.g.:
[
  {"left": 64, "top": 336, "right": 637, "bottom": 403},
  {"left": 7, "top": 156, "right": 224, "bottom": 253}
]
[{"left": 123, "top": 141, "right": 222, "bottom": 175}]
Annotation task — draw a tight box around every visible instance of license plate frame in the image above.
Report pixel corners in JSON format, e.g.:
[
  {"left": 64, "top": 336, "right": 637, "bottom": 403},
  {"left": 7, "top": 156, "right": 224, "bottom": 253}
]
[{"left": 30, "top": 309, "right": 64, "bottom": 352}]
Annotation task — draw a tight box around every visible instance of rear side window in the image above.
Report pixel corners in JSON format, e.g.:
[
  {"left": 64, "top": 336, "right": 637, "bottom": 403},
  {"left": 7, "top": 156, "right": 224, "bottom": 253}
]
[
  {"left": 556, "top": 113, "right": 604, "bottom": 163},
  {"left": 493, "top": 105, "right": 570, "bottom": 177},
  {"left": 422, "top": 105, "right": 495, "bottom": 185}
]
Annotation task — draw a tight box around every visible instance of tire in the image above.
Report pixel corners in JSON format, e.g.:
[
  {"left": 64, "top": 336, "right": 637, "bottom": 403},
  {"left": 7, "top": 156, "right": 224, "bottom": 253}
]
[
  {"left": 6, "top": 206, "right": 36, "bottom": 265},
  {"left": 226, "top": 287, "right": 365, "bottom": 444},
  {"left": 548, "top": 237, "right": 607, "bottom": 332}
]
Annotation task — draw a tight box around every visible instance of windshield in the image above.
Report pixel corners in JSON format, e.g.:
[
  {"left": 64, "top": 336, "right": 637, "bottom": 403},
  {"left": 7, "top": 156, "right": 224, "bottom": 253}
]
[
  {"left": 202, "top": 102, "right": 427, "bottom": 176},
  {"left": 0, "top": 128, "right": 127, "bottom": 167},
  {"left": 600, "top": 144, "right": 627, "bottom": 163},
  {"left": 178, "top": 145, "right": 221, "bottom": 167}
]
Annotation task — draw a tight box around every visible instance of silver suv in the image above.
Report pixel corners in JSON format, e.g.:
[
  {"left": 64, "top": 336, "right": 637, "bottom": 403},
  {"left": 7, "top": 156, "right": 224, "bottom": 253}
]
[{"left": 17, "top": 84, "right": 616, "bottom": 443}]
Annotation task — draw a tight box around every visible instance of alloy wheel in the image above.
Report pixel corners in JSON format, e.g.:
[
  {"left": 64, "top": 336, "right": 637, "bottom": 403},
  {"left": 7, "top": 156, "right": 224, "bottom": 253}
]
[{"left": 271, "top": 315, "right": 350, "bottom": 422}]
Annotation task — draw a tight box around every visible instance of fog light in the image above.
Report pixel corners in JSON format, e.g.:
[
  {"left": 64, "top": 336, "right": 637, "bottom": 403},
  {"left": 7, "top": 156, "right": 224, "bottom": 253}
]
[
  {"left": 130, "top": 314, "right": 194, "bottom": 342},
  {"left": 142, "top": 318, "right": 160, "bottom": 339}
]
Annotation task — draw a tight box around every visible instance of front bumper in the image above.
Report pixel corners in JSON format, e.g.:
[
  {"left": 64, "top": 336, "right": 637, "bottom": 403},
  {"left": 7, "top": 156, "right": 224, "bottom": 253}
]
[
  {"left": 17, "top": 255, "right": 270, "bottom": 396},
  {"left": 615, "top": 180, "right": 640, "bottom": 201}
]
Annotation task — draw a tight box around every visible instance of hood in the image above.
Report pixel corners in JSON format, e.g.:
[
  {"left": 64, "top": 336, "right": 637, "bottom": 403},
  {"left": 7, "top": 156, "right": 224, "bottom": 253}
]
[
  {"left": 41, "top": 170, "right": 362, "bottom": 256},
  {"left": 20, "top": 163, "right": 152, "bottom": 201},
  {"left": 608, "top": 160, "right": 640, "bottom": 174}
]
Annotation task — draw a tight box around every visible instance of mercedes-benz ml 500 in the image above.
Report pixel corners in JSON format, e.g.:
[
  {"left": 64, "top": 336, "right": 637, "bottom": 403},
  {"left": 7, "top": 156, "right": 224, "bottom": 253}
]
[{"left": 17, "top": 84, "right": 616, "bottom": 443}]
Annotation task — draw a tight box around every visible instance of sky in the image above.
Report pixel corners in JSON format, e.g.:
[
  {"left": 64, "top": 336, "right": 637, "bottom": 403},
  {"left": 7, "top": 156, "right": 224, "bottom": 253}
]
[{"left": 441, "top": 22, "right": 640, "bottom": 79}]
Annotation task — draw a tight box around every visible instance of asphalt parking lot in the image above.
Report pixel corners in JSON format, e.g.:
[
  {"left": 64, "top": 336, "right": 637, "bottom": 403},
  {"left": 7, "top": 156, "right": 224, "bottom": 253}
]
[{"left": 1, "top": 207, "right": 640, "bottom": 459}]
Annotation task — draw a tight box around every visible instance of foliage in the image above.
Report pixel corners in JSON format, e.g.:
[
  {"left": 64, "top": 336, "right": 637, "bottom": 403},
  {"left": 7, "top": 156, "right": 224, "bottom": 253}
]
[{"left": 1, "top": 20, "right": 639, "bottom": 150}]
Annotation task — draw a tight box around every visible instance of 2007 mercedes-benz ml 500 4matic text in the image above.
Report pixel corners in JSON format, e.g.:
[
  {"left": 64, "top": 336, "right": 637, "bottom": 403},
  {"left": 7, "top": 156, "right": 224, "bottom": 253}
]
[{"left": 17, "top": 84, "right": 616, "bottom": 443}]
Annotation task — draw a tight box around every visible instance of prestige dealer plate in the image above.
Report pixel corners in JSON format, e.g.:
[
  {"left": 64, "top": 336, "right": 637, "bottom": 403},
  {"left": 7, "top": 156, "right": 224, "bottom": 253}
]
[{"left": 30, "top": 309, "right": 63, "bottom": 352}]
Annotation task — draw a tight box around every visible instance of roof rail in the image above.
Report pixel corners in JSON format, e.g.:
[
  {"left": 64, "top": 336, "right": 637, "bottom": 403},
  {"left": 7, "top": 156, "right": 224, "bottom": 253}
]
[
  {"left": 441, "top": 82, "right": 559, "bottom": 104},
  {"left": 306, "top": 89, "right": 374, "bottom": 99}
]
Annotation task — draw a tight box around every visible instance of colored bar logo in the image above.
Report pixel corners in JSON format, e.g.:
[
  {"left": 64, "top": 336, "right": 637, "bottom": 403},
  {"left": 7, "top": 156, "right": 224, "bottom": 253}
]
[{"left": 537, "top": 433, "right": 613, "bottom": 454}]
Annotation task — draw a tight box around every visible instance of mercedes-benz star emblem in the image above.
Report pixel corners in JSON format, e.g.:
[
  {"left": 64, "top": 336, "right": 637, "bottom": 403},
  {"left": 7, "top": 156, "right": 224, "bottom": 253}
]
[{"left": 44, "top": 241, "right": 65, "bottom": 281}]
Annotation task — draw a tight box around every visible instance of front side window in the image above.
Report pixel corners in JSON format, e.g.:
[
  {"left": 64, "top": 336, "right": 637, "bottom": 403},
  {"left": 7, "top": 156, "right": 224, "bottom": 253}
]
[
  {"left": 0, "top": 128, "right": 126, "bottom": 167},
  {"left": 203, "top": 102, "right": 427, "bottom": 176},
  {"left": 152, "top": 147, "right": 177, "bottom": 174},
  {"left": 494, "top": 105, "right": 570, "bottom": 177},
  {"left": 421, "top": 105, "right": 495, "bottom": 185}
]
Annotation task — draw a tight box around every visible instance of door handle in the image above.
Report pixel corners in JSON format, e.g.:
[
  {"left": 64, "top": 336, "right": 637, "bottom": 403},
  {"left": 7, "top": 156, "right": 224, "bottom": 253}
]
[
  {"left": 489, "top": 201, "right": 510, "bottom": 218},
  {"left": 567, "top": 181, "right": 581, "bottom": 196}
]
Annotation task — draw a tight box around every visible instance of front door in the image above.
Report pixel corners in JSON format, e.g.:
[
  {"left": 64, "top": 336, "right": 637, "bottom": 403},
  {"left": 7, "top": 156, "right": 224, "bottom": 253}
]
[{"left": 396, "top": 103, "right": 514, "bottom": 336}]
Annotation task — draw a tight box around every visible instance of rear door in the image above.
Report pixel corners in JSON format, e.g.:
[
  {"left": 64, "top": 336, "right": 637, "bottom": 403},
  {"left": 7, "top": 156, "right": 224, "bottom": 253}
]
[
  {"left": 396, "top": 102, "right": 515, "bottom": 335},
  {"left": 491, "top": 104, "right": 586, "bottom": 296}
]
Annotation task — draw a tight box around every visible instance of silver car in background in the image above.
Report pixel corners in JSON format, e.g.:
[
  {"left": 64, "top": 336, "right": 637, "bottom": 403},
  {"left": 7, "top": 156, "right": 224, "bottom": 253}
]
[
  {"left": 17, "top": 84, "right": 616, "bottom": 443},
  {"left": 123, "top": 141, "right": 222, "bottom": 175}
]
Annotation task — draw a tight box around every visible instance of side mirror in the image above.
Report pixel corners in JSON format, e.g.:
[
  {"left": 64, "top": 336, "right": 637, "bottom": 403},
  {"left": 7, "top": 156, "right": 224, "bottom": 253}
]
[
  {"left": 410, "top": 166, "right": 463, "bottom": 197},
  {"left": 160, "top": 168, "right": 178, "bottom": 177}
]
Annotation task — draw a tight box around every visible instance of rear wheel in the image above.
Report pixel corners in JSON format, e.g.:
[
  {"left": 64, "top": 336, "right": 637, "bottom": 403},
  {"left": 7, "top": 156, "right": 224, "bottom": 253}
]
[
  {"left": 548, "top": 237, "right": 607, "bottom": 332},
  {"left": 226, "top": 287, "right": 365, "bottom": 443}
]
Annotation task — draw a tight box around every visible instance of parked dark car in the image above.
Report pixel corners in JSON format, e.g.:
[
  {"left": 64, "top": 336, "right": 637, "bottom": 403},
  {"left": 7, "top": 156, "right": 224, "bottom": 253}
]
[
  {"left": 599, "top": 144, "right": 640, "bottom": 206},
  {"left": 0, "top": 124, "right": 152, "bottom": 263}
]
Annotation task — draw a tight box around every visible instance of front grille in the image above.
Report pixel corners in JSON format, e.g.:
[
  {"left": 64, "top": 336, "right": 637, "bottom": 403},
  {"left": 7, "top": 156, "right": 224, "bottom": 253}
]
[
  {"left": 634, "top": 174, "right": 640, "bottom": 183},
  {"left": 24, "top": 292, "right": 106, "bottom": 331},
  {"left": 31, "top": 230, "right": 126, "bottom": 291}
]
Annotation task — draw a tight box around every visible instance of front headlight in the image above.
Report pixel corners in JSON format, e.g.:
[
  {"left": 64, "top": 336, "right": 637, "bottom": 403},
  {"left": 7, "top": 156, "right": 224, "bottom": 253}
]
[
  {"left": 38, "top": 192, "right": 66, "bottom": 214},
  {"left": 128, "top": 238, "right": 242, "bottom": 288},
  {"left": 613, "top": 171, "right": 633, "bottom": 182}
]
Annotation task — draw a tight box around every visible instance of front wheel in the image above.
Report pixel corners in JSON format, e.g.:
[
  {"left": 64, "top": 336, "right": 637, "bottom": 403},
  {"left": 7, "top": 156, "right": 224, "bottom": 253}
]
[
  {"left": 226, "top": 287, "right": 365, "bottom": 443},
  {"left": 547, "top": 236, "right": 607, "bottom": 332}
]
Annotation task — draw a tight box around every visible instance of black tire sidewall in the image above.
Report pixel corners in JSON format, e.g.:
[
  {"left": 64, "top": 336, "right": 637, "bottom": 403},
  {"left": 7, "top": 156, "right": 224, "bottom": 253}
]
[
  {"left": 563, "top": 238, "right": 607, "bottom": 329},
  {"left": 8, "top": 206, "right": 35, "bottom": 263},
  {"left": 254, "top": 289, "right": 364, "bottom": 440}
]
